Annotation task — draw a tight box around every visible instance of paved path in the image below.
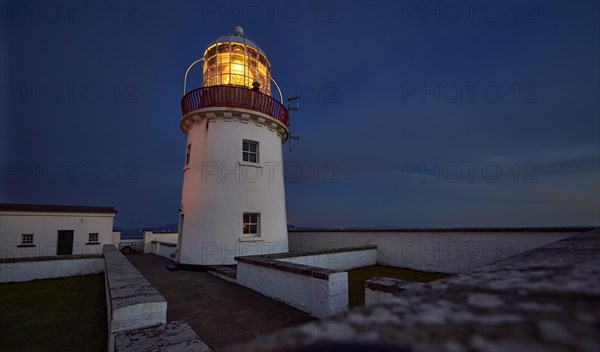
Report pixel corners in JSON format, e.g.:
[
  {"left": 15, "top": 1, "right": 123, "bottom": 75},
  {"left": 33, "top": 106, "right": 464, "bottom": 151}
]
[{"left": 127, "top": 254, "right": 314, "bottom": 351}]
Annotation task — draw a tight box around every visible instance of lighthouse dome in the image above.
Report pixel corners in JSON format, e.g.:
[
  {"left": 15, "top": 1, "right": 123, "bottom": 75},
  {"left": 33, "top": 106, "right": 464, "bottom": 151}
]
[{"left": 202, "top": 26, "right": 271, "bottom": 95}]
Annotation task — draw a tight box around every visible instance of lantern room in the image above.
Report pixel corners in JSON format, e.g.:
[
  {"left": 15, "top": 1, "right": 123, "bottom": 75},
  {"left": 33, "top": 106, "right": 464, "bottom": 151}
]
[
  {"left": 181, "top": 26, "right": 289, "bottom": 132},
  {"left": 202, "top": 26, "right": 271, "bottom": 95}
]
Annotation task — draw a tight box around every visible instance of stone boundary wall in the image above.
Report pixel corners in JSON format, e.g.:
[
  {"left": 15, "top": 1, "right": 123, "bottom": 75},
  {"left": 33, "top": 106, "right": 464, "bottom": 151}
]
[
  {"left": 235, "top": 246, "right": 376, "bottom": 318},
  {"left": 289, "top": 230, "right": 577, "bottom": 273},
  {"left": 0, "top": 254, "right": 104, "bottom": 283},
  {"left": 231, "top": 229, "right": 600, "bottom": 352},
  {"left": 103, "top": 245, "right": 168, "bottom": 352}
]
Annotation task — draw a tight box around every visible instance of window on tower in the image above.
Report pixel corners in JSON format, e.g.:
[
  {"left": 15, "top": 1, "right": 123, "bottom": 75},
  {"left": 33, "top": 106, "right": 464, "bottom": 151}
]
[
  {"left": 242, "top": 140, "right": 259, "bottom": 163},
  {"left": 243, "top": 213, "right": 260, "bottom": 236},
  {"left": 185, "top": 144, "right": 191, "bottom": 166}
]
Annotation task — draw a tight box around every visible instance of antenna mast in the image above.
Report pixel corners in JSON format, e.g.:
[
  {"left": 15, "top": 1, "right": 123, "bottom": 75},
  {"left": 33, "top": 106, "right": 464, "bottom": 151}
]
[{"left": 287, "top": 95, "right": 300, "bottom": 152}]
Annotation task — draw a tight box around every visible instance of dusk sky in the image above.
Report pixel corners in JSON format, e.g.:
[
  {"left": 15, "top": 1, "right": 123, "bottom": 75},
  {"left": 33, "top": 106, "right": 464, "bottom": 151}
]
[{"left": 1, "top": 0, "right": 599, "bottom": 229}]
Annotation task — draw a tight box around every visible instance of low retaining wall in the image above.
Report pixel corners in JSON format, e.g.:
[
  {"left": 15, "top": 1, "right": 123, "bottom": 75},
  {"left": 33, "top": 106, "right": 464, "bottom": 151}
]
[
  {"left": 236, "top": 262, "right": 347, "bottom": 319},
  {"left": 143, "top": 231, "right": 178, "bottom": 254},
  {"left": 289, "top": 229, "right": 580, "bottom": 273},
  {"left": 207, "top": 266, "right": 237, "bottom": 283},
  {"left": 364, "top": 277, "right": 422, "bottom": 306},
  {"left": 0, "top": 255, "right": 104, "bottom": 283},
  {"left": 235, "top": 246, "right": 376, "bottom": 318},
  {"left": 103, "top": 245, "right": 167, "bottom": 352},
  {"left": 276, "top": 246, "right": 377, "bottom": 271},
  {"left": 156, "top": 241, "right": 177, "bottom": 259},
  {"left": 148, "top": 241, "right": 177, "bottom": 259}
]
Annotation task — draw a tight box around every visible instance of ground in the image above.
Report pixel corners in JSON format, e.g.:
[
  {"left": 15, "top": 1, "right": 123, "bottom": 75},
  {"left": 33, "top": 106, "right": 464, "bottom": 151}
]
[
  {"left": 0, "top": 274, "right": 107, "bottom": 352},
  {"left": 347, "top": 265, "right": 450, "bottom": 307},
  {"left": 127, "top": 254, "right": 314, "bottom": 351}
]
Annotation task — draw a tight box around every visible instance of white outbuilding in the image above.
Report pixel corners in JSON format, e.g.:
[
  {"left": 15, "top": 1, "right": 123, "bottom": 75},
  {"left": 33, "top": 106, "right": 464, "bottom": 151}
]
[
  {"left": 177, "top": 26, "right": 290, "bottom": 266},
  {"left": 0, "top": 203, "right": 117, "bottom": 259}
]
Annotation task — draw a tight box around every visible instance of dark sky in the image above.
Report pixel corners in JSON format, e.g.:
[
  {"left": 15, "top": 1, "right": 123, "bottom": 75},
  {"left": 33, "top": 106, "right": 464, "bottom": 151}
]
[{"left": 1, "top": 1, "right": 599, "bottom": 229}]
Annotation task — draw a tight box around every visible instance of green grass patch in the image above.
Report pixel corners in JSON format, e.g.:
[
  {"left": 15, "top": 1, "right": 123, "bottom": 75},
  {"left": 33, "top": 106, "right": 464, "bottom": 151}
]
[
  {"left": 348, "top": 265, "right": 450, "bottom": 308},
  {"left": 0, "top": 274, "right": 107, "bottom": 352}
]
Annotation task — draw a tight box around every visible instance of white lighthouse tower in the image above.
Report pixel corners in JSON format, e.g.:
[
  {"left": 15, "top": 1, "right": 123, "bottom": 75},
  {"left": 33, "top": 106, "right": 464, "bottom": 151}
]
[{"left": 176, "top": 26, "right": 290, "bottom": 267}]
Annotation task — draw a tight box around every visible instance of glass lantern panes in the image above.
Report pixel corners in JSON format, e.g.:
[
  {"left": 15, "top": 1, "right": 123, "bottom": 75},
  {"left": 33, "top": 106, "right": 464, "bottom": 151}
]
[{"left": 202, "top": 41, "right": 272, "bottom": 95}]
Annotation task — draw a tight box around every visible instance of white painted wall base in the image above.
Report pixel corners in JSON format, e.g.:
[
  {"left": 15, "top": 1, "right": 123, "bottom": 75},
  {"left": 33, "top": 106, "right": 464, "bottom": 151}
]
[
  {"left": 158, "top": 244, "right": 176, "bottom": 259},
  {"left": 143, "top": 231, "right": 178, "bottom": 254},
  {"left": 208, "top": 270, "right": 237, "bottom": 284},
  {"left": 147, "top": 242, "right": 176, "bottom": 260},
  {"left": 236, "top": 262, "right": 348, "bottom": 318},
  {"left": 0, "top": 257, "right": 104, "bottom": 283}
]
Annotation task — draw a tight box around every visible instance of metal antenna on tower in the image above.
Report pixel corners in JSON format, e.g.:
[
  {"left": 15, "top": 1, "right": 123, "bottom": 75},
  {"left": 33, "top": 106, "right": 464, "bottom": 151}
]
[{"left": 287, "top": 95, "right": 300, "bottom": 152}]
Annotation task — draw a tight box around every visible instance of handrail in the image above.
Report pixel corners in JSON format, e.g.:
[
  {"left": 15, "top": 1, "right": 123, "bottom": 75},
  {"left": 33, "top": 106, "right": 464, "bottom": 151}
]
[
  {"left": 183, "top": 58, "right": 204, "bottom": 96},
  {"left": 181, "top": 85, "right": 289, "bottom": 126}
]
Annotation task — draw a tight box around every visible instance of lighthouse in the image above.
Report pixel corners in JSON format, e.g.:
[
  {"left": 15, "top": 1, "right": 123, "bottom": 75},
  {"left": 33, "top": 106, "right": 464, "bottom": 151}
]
[{"left": 176, "top": 26, "right": 290, "bottom": 266}]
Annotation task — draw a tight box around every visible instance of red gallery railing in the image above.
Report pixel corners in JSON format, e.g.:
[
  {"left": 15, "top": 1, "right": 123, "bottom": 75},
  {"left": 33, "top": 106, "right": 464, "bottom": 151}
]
[{"left": 181, "top": 85, "right": 289, "bottom": 126}]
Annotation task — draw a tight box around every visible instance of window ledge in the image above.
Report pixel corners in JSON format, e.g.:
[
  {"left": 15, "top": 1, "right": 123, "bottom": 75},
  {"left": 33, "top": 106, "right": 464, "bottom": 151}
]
[
  {"left": 86, "top": 242, "right": 100, "bottom": 245},
  {"left": 239, "top": 236, "right": 264, "bottom": 242},
  {"left": 17, "top": 244, "right": 36, "bottom": 248},
  {"left": 238, "top": 161, "right": 262, "bottom": 168}
]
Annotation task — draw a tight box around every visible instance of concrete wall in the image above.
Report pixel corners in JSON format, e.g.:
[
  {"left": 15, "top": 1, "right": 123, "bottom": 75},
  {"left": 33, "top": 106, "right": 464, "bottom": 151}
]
[
  {"left": 276, "top": 248, "right": 377, "bottom": 271},
  {"left": 236, "top": 262, "right": 348, "bottom": 319},
  {"left": 0, "top": 211, "right": 115, "bottom": 259},
  {"left": 143, "top": 231, "right": 177, "bottom": 254},
  {"left": 144, "top": 231, "right": 178, "bottom": 260},
  {"left": 158, "top": 244, "right": 176, "bottom": 259},
  {"left": 103, "top": 245, "right": 167, "bottom": 352},
  {"left": 364, "top": 277, "right": 423, "bottom": 306},
  {"left": 179, "top": 109, "right": 289, "bottom": 265},
  {"left": 289, "top": 231, "right": 575, "bottom": 273},
  {"left": 0, "top": 256, "right": 104, "bottom": 283},
  {"left": 112, "top": 231, "right": 121, "bottom": 247},
  {"left": 149, "top": 242, "right": 157, "bottom": 255},
  {"left": 235, "top": 247, "right": 375, "bottom": 318},
  {"left": 146, "top": 240, "right": 176, "bottom": 260},
  {"left": 365, "top": 287, "right": 390, "bottom": 306}
]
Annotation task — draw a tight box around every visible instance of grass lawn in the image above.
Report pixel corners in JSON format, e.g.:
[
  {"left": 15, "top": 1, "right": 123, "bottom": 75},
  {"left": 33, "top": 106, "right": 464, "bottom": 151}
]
[
  {"left": 0, "top": 274, "right": 107, "bottom": 352},
  {"left": 348, "top": 265, "right": 450, "bottom": 308}
]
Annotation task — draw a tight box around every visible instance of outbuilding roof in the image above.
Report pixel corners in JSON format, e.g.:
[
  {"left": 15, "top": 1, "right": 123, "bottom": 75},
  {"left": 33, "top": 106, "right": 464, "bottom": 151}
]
[{"left": 0, "top": 203, "right": 117, "bottom": 214}]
